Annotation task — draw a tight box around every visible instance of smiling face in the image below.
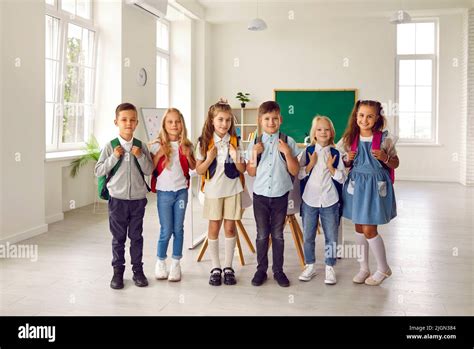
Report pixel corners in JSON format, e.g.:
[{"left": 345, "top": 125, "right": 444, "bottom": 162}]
[
  {"left": 260, "top": 111, "right": 281, "bottom": 135},
  {"left": 115, "top": 109, "right": 138, "bottom": 140},
  {"left": 164, "top": 111, "right": 183, "bottom": 141},
  {"left": 212, "top": 111, "right": 233, "bottom": 137},
  {"left": 314, "top": 119, "right": 333, "bottom": 146},
  {"left": 356, "top": 104, "right": 378, "bottom": 136}
]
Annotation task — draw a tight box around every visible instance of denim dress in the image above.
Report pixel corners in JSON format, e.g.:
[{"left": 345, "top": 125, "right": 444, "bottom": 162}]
[{"left": 342, "top": 135, "right": 397, "bottom": 225}]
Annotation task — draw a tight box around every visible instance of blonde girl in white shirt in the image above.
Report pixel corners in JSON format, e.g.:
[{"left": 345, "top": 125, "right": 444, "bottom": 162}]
[
  {"left": 149, "top": 108, "right": 196, "bottom": 282},
  {"left": 298, "top": 116, "right": 346, "bottom": 285}
]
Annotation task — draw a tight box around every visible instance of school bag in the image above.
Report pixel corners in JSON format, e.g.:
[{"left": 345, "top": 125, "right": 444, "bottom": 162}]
[
  {"left": 200, "top": 135, "right": 245, "bottom": 192},
  {"left": 98, "top": 138, "right": 151, "bottom": 200},
  {"left": 351, "top": 130, "right": 395, "bottom": 183},
  {"left": 150, "top": 144, "right": 191, "bottom": 193},
  {"left": 253, "top": 132, "right": 295, "bottom": 183},
  {"left": 300, "top": 145, "right": 343, "bottom": 218}
]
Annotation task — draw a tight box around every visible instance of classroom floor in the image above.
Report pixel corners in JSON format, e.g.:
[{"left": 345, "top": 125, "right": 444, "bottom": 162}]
[{"left": 0, "top": 181, "right": 472, "bottom": 316}]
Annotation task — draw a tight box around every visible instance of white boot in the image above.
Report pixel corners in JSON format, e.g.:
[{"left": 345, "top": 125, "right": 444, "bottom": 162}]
[
  {"left": 168, "top": 258, "right": 181, "bottom": 282},
  {"left": 155, "top": 259, "right": 168, "bottom": 280}
]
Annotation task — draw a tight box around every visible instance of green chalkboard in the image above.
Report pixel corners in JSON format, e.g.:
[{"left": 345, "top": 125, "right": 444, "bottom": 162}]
[{"left": 274, "top": 89, "right": 358, "bottom": 144}]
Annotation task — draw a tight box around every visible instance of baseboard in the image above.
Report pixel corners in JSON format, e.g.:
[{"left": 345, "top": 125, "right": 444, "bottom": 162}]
[
  {"left": 0, "top": 224, "right": 49, "bottom": 245},
  {"left": 46, "top": 212, "right": 64, "bottom": 224}
]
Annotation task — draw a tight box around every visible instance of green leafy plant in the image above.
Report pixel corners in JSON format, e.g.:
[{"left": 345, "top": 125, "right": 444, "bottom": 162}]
[
  {"left": 235, "top": 92, "right": 251, "bottom": 106},
  {"left": 70, "top": 135, "right": 100, "bottom": 178}
]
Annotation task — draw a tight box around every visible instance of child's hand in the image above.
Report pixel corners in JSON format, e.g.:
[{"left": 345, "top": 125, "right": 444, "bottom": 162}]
[
  {"left": 229, "top": 144, "right": 239, "bottom": 163},
  {"left": 254, "top": 142, "right": 264, "bottom": 155},
  {"left": 278, "top": 139, "right": 291, "bottom": 156},
  {"left": 326, "top": 153, "right": 337, "bottom": 170},
  {"left": 181, "top": 144, "right": 192, "bottom": 158},
  {"left": 347, "top": 151, "right": 357, "bottom": 161},
  {"left": 206, "top": 145, "right": 217, "bottom": 161},
  {"left": 131, "top": 145, "right": 142, "bottom": 157},
  {"left": 309, "top": 151, "right": 318, "bottom": 166},
  {"left": 113, "top": 145, "right": 124, "bottom": 159},
  {"left": 371, "top": 149, "right": 388, "bottom": 162}
]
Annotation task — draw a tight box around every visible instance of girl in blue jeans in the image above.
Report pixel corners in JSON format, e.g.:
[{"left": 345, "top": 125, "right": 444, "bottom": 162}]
[
  {"left": 298, "top": 116, "right": 346, "bottom": 285},
  {"left": 149, "top": 108, "right": 196, "bottom": 281}
]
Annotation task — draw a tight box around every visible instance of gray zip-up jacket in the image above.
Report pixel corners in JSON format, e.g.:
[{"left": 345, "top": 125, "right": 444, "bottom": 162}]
[{"left": 94, "top": 138, "right": 154, "bottom": 200}]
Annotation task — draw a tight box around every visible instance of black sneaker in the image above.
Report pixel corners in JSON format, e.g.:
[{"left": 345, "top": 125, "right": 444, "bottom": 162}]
[
  {"left": 132, "top": 270, "right": 149, "bottom": 287},
  {"left": 251, "top": 270, "right": 267, "bottom": 286},
  {"left": 274, "top": 271, "right": 290, "bottom": 287},
  {"left": 209, "top": 268, "right": 222, "bottom": 286},
  {"left": 223, "top": 267, "right": 237, "bottom": 285},
  {"left": 110, "top": 267, "right": 125, "bottom": 289}
]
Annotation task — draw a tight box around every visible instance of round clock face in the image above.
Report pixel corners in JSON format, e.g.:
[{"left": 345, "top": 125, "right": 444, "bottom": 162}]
[{"left": 137, "top": 68, "right": 147, "bottom": 86}]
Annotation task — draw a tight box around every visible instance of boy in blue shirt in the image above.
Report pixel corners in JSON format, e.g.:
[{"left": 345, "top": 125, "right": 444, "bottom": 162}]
[
  {"left": 95, "top": 103, "right": 154, "bottom": 289},
  {"left": 246, "top": 101, "right": 301, "bottom": 287}
]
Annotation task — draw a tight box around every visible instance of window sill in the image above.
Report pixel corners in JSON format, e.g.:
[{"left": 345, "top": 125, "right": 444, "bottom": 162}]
[
  {"left": 45, "top": 150, "right": 88, "bottom": 162},
  {"left": 397, "top": 143, "right": 443, "bottom": 147}
]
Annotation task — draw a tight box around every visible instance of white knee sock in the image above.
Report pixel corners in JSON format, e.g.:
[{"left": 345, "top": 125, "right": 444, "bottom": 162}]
[
  {"left": 208, "top": 238, "right": 221, "bottom": 271},
  {"left": 367, "top": 235, "right": 389, "bottom": 273},
  {"left": 224, "top": 236, "right": 236, "bottom": 270},
  {"left": 354, "top": 232, "right": 369, "bottom": 272}
]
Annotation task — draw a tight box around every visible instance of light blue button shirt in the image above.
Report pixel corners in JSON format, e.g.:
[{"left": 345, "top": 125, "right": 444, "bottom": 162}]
[{"left": 246, "top": 131, "right": 301, "bottom": 198}]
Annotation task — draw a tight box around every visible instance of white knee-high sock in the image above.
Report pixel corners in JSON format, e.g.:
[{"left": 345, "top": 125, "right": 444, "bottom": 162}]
[
  {"left": 208, "top": 238, "right": 221, "bottom": 271},
  {"left": 355, "top": 232, "right": 369, "bottom": 272},
  {"left": 224, "top": 236, "right": 236, "bottom": 269},
  {"left": 367, "top": 235, "right": 389, "bottom": 273}
]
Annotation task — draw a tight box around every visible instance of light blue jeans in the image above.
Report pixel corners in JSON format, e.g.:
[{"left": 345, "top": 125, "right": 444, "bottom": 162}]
[
  {"left": 157, "top": 188, "right": 188, "bottom": 260},
  {"left": 301, "top": 201, "right": 339, "bottom": 266}
]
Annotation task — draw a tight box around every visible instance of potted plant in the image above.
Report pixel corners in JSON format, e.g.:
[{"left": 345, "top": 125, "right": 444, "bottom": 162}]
[
  {"left": 235, "top": 92, "right": 251, "bottom": 108},
  {"left": 70, "top": 135, "right": 101, "bottom": 178}
]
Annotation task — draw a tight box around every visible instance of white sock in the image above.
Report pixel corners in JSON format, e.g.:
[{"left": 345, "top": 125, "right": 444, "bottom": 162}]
[
  {"left": 208, "top": 238, "right": 221, "bottom": 271},
  {"left": 367, "top": 235, "right": 390, "bottom": 275},
  {"left": 171, "top": 258, "right": 180, "bottom": 267},
  {"left": 224, "top": 236, "right": 236, "bottom": 270},
  {"left": 354, "top": 232, "right": 369, "bottom": 272}
]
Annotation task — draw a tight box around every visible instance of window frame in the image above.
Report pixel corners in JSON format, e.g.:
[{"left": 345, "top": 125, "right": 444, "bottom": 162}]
[
  {"left": 395, "top": 18, "right": 439, "bottom": 145},
  {"left": 45, "top": 0, "right": 98, "bottom": 152},
  {"left": 156, "top": 19, "right": 170, "bottom": 109}
]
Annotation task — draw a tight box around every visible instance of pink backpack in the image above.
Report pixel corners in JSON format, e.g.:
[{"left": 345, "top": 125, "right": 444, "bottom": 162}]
[{"left": 351, "top": 131, "right": 395, "bottom": 183}]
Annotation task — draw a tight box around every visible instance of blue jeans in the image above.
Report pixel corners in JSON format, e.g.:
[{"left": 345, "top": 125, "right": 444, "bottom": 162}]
[
  {"left": 157, "top": 189, "right": 188, "bottom": 260},
  {"left": 301, "top": 201, "right": 339, "bottom": 266}
]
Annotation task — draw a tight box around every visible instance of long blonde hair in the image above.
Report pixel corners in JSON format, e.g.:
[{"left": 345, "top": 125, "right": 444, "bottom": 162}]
[
  {"left": 309, "top": 115, "right": 336, "bottom": 146},
  {"left": 150, "top": 108, "right": 193, "bottom": 167},
  {"left": 198, "top": 99, "right": 237, "bottom": 157}
]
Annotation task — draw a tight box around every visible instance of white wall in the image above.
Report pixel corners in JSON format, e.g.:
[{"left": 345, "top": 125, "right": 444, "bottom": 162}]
[
  {"left": 121, "top": 2, "right": 156, "bottom": 142},
  {"left": 206, "top": 12, "right": 466, "bottom": 183},
  {"left": 1, "top": 0, "right": 47, "bottom": 243}
]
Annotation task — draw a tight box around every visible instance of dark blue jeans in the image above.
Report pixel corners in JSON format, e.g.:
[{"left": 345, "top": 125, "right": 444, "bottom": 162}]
[
  {"left": 253, "top": 192, "right": 289, "bottom": 274},
  {"left": 108, "top": 197, "right": 147, "bottom": 272}
]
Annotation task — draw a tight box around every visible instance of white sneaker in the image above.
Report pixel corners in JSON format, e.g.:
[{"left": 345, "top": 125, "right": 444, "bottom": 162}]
[
  {"left": 168, "top": 259, "right": 181, "bottom": 282},
  {"left": 298, "top": 264, "right": 317, "bottom": 281},
  {"left": 352, "top": 269, "right": 370, "bottom": 284},
  {"left": 324, "top": 265, "right": 337, "bottom": 285},
  {"left": 155, "top": 259, "right": 168, "bottom": 280}
]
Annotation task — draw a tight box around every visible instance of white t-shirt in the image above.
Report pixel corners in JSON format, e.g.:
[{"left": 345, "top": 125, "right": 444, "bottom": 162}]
[
  {"left": 196, "top": 132, "right": 244, "bottom": 199},
  {"left": 149, "top": 141, "right": 188, "bottom": 192}
]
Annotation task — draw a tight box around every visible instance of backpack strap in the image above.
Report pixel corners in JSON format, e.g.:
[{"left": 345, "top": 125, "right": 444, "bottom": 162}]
[
  {"left": 201, "top": 137, "right": 215, "bottom": 192},
  {"left": 254, "top": 134, "right": 263, "bottom": 167},
  {"left": 132, "top": 138, "right": 151, "bottom": 192}
]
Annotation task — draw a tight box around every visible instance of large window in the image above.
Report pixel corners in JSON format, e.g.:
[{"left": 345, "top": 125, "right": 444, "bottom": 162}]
[
  {"left": 396, "top": 20, "right": 437, "bottom": 143},
  {"left": 45, "top": 0, "right": 96, "bottom": 152},
  {"left": 156, "top": 20, "right": 169, "bottom": 108}
]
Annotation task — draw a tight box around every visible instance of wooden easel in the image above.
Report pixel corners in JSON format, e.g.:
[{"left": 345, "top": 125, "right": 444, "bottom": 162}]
[{"left": 196, "top": 210, "right": 256, "bottom": 266}]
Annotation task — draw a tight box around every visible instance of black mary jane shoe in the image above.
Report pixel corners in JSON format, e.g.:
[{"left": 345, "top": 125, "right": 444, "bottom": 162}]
[
  {"left": 223, "top": 267, "right": 237, "bottom": 285},
  {"left": 209, "top": 268, "right": 222, "bottom": 286}
]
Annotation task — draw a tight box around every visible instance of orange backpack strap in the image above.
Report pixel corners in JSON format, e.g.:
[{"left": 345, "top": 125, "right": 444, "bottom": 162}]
[
  {"left": 200, "top": 137, "right": 215, "bottom": 192},
  {"left": 230, "top": 135, "right": 246, "bottom": 188}
]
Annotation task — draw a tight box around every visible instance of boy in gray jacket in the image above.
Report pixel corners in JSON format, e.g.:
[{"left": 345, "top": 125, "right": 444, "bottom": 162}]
[{"left": 95, "top": 103, "right": 154, "bottom": 289}]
